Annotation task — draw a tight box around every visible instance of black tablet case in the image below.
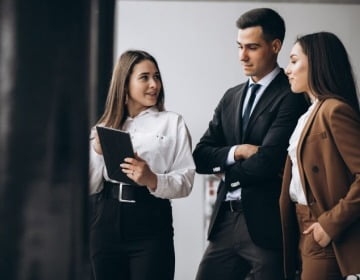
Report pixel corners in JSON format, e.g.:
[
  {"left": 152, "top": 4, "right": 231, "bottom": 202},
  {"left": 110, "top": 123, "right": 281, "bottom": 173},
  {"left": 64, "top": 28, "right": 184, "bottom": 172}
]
[{"left": 96, "top": 126, "right": 138, "bottom": 185}]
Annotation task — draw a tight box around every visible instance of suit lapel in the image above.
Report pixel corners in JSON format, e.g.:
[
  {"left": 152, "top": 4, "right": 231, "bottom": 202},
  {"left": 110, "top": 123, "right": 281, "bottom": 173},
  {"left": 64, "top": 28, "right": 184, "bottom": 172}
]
[
  {"left": 234, "top": 82, "right": 249, "bottom": 143},
  {"left": 296, "top": 99, "right": 324, "bottom": 199},
  {"left": 242, "top": 72, "right": 286, "bottom": 140}
]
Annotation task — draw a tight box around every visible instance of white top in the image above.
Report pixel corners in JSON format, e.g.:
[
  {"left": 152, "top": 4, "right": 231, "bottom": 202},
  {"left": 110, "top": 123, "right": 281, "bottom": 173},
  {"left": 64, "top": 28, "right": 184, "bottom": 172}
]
[
  {"left": 226, "top": 66, "right": 281, "bottom": 201},
  {"left": 288, "top": 99, "right": 318, "bottom": 205},
  {"left": 89, "top": 107, "right": 195, "bottom": 199}
]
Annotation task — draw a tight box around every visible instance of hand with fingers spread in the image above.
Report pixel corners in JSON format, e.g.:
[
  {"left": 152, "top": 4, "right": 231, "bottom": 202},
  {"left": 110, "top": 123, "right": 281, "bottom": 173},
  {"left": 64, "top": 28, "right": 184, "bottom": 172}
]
[
  {"left": 120, "top": 153, "right": 158, "bottom": 191},
  {"left": 303, "top": 222, "right": 331, "bottom": 248}
]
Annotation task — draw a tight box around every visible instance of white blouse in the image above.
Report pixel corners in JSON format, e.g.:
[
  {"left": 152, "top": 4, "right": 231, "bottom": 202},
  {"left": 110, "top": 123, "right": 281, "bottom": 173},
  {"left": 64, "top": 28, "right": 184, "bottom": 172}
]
[
  {"left": 89, "top": 107, "right": 195, "bottom": 199},
  {"left": 288, "top": 100, "right": 318, "bottom": 205}
]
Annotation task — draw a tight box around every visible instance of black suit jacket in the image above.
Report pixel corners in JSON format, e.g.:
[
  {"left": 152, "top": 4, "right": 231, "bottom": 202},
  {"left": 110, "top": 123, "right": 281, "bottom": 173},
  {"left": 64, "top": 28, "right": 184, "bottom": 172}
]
[{"left": 193, "top": 71, "right": 308, "bottom": 250}]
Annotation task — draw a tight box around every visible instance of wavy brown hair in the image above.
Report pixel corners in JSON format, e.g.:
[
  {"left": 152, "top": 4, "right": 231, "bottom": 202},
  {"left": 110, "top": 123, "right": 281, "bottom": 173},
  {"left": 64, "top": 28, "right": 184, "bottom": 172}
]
[
  {"left": 96, "top": 50, "right": 165, "bottom": 129},
  {"left": 297, "top": 32, "right": 359, "bottom": 112}
]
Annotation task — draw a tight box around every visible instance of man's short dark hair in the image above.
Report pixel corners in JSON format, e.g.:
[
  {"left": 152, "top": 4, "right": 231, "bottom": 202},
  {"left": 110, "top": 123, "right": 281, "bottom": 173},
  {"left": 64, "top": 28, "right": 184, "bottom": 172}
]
[{"left": 236, "top": 8, "right": 285, "bottom": 43}]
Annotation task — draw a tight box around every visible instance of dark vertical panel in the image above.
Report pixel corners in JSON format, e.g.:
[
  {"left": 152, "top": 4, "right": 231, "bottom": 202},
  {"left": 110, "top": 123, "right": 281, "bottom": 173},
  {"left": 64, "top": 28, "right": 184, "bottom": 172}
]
[
  {"left": 89, "top": 0, "right": 115, "bottom": 125},
  {"left": 0, "top": 0, "right": 116, "bottom": 278}
]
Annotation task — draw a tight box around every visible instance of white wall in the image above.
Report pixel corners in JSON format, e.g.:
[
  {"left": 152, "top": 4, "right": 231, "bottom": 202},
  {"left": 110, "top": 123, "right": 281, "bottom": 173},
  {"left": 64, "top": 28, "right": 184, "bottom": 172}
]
[{"left": 114, "top": 1, "right": 360, "bottom": 279}]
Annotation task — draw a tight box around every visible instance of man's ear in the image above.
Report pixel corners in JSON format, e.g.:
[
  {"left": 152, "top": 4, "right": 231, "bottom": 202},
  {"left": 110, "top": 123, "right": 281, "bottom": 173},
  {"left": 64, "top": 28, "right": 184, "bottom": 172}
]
[{"left": 272, "top": 39, "right": 282, "bottom": 54}]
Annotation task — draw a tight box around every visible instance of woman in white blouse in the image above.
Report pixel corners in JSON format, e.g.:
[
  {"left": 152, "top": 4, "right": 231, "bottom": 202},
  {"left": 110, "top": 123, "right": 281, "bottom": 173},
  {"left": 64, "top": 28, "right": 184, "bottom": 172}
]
[
  {"left": 280, "top": 32, "right": 360, "bottom": 280},
  {"left": 89, "top": 50, "right": 195, "bottom": 280}
]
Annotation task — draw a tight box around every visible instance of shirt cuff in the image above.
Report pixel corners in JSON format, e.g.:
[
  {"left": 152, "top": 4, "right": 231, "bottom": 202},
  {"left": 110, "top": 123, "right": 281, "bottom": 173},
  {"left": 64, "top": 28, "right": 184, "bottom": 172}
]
[
  {"left": 226, "top": 145, "right": 237, "bottom": 165},
  {"left": 149, "top": 174, "right": 167, "bottom": 198},
  {"left": 148, "top": 173, "right": 192, "bottom": 199}
]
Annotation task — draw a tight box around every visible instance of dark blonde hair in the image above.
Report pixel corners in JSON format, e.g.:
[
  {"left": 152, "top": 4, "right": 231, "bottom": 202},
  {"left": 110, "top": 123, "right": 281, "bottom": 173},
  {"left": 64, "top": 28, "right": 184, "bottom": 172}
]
[
  {"left": 97, "top": 50, "right": 165, "bottom": 128},
  {"left": 297, "top": 32, "right": 359, "bottom": 112}
]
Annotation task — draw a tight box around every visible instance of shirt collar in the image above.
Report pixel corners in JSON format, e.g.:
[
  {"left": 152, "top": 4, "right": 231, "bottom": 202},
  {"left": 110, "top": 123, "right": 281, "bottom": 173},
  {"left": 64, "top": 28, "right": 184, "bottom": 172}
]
[
  {"left": 127, "top": 106, "right": 159, "bottom": 120},
  {"left": 248, "top": 66, "right": 281, "bottom": 88},
  {"left": 141, "top": 106, "right": 159, "bottom": 115}
]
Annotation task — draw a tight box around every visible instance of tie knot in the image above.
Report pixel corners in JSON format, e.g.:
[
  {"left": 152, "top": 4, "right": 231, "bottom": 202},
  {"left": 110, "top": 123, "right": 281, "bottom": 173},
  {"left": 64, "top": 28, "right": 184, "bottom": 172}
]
[{"left": 250, "top": 83, "right": 261, "bottom": 95}]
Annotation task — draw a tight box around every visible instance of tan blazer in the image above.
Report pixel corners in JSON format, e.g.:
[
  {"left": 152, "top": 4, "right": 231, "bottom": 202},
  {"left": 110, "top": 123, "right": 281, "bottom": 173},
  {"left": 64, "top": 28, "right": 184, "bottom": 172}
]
[{"left": 280, "top": 98, "right": 360, "bottom": 277}]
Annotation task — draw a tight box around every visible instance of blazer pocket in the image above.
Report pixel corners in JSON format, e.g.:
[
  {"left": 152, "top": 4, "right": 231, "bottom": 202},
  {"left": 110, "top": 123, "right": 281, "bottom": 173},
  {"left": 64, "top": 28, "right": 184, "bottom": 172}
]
[
  {"left": 302, "top": 232, "right": 327, "bottom": 258},
  {"left": 305, "top": 131, "right": 327, "bottom": 144}
]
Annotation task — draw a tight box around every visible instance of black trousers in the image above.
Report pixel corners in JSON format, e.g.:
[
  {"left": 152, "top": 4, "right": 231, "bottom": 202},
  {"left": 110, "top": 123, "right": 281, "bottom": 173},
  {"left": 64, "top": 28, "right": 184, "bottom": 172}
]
[
  {"left": 196, "top": 201, "right": 284, "bottom": 280},
  {"left": 89, "top": 185, "right": 174, "bottom": 280}
]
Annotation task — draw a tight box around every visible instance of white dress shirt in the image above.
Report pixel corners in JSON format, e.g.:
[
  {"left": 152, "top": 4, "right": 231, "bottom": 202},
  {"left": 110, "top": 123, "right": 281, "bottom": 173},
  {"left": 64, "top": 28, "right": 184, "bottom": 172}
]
[
  {"left": 288, "top": 99, "right": 318, "bottom": 205},
  {"left": 226, "top": 66, "right": 281, "bottom": 201},
  {"left": 89, "top": 107, "right": 195, "bottom": 199}
]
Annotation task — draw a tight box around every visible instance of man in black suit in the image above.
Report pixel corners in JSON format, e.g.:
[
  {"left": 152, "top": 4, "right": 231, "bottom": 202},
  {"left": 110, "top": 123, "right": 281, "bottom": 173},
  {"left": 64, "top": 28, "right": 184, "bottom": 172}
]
[{"left": 194, "top": 8, "right": 307, "bottom": 280}]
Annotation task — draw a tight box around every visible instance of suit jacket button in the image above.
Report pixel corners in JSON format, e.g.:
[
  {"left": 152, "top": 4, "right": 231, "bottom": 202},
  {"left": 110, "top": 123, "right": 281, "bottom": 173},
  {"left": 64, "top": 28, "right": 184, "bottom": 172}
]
[{"left": 312, "top": 166, "right": 319, "bottom": 173}]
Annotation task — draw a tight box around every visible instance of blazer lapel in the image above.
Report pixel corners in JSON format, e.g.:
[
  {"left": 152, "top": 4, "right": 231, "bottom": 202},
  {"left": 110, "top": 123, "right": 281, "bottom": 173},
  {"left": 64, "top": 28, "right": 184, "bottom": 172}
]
[
  {"left": 234, "top": 82, "right": 249, "bottom": 143},
  {"left": 250, "top": 83, "right": 280, "bottom": 122},
  {"left": 242, "top": 72, "right": 286, "bottom": 140},
  {"left": 296, "top": 99, "right": 324, "bottom": 199}
]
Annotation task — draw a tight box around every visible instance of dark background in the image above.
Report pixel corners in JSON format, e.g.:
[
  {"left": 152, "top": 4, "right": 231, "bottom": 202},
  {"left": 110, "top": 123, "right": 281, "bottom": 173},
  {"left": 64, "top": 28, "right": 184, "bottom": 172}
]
[{"left": 0, "top": 0, "right": 114, "bottom": 279}]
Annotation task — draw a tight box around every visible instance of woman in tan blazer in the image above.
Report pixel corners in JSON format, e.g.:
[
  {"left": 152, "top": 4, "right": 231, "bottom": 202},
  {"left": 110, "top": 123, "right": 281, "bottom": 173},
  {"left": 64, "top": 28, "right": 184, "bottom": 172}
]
[{"left": 281, "top": 32, "right": 360, "bottom": 280}]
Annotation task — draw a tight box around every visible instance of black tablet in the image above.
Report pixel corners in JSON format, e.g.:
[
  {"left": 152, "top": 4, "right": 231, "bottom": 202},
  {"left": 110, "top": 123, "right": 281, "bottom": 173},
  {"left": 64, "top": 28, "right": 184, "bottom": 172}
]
[{"left": 96, "top": 126, "right": 138, "bottom": 185}]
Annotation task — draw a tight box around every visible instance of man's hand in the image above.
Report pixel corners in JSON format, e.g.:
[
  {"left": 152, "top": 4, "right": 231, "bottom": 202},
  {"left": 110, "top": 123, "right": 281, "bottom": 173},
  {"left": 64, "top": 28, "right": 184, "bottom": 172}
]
[{"left": 234, "top": 144, "right": 259, "bottom": 161}]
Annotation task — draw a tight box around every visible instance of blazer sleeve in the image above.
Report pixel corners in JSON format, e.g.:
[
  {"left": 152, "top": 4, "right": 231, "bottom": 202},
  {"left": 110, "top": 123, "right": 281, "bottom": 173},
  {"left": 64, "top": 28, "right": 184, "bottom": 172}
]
[
  {"left": 317, "top": 103, "right": 360, "bottom": 240},
  {"left": 193, "top": 90, "right": 233, "bottom": 174},
  {"left": 226, "top": 92, "right": 307, "bottom": 186}
]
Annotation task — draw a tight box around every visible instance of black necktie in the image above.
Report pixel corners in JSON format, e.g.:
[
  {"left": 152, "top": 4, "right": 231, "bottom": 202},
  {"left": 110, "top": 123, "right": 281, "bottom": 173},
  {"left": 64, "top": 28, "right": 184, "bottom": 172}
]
[{"left": 242, "top": 83, "right": 261, "bottom": 134}]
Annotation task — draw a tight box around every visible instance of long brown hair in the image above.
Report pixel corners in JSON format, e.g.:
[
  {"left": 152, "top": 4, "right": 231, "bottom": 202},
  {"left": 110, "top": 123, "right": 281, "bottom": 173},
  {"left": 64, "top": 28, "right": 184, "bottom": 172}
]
[
  {"left": 96, "top": 50, "right": 165, "bottom": 129},
  {"left": 297, "top": 32, "right": 359, "bottom": 112}
]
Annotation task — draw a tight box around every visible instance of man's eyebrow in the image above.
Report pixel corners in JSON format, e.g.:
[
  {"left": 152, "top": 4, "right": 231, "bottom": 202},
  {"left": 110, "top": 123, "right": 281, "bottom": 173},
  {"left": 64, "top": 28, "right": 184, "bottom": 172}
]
[{"left": 237, "top": 42, "right": 261, "bottom": 47}]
